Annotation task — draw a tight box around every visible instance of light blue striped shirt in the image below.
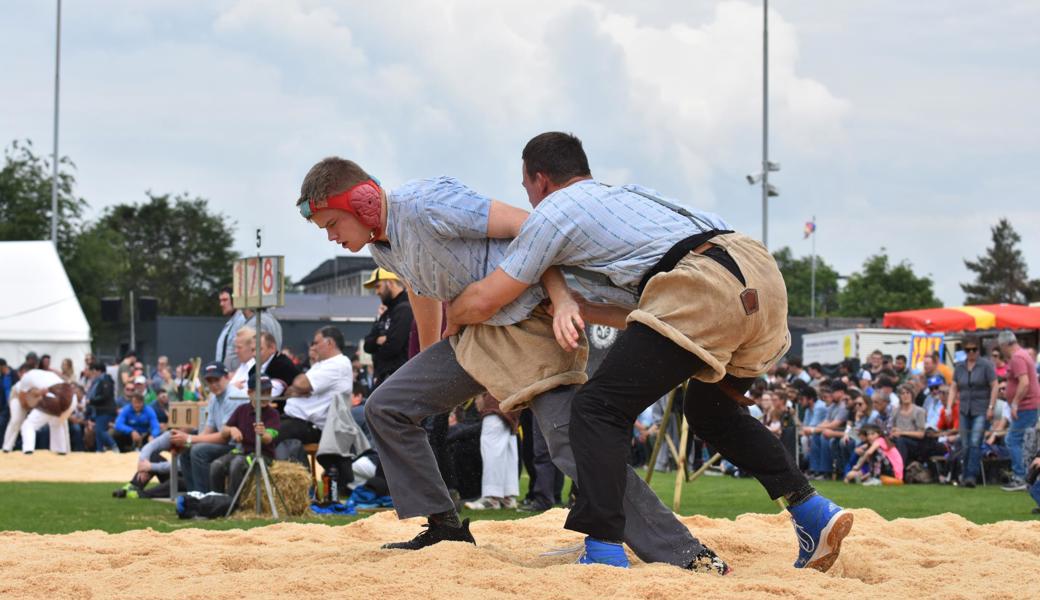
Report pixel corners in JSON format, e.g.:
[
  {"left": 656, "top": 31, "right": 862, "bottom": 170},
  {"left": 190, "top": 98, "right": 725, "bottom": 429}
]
[
  {"left": 369, "top": 177, "right": 545, "bottom": 326},
  {"left": 498, "top": 180, "right": 730, "bottom": 307}
]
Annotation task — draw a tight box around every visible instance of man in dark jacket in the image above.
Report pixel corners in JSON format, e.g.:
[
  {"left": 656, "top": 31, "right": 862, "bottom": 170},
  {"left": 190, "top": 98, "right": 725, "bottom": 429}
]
[
  {"left": 248, "top": 332, "right": 301, "bottom": 408},
  {"left": 363, "top": 268, "right": 413, "bottom": 389},
  {"left": 88, "top": 362, "right": 119, "bottom": 452}
]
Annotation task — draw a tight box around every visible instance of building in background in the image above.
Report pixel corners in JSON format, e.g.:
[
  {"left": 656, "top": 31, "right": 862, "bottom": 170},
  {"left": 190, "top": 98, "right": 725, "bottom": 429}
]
[{"left": 297, "top": 256, "right": 378, "bottom": 296}]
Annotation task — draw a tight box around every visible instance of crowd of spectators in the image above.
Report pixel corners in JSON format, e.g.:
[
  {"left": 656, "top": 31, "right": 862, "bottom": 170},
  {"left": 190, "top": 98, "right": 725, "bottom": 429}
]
[
  {"left": 627, "top": 332, "right": 1040, "bottom": 513},
  {"left": 7, "top": 277, "right": 1038, "bottom": 517}
]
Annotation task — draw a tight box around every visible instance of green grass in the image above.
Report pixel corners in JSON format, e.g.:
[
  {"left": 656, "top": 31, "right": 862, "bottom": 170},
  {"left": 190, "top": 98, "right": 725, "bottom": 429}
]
[{"left": 1, "top": 471, "right": 1035, "bottom": 535}]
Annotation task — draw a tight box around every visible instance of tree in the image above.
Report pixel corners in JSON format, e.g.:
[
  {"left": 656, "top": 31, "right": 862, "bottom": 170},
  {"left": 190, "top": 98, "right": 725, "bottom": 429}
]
[
  {"left": 89, "top": 193, "right": 238, "bottom": 318},
  {"left": 772, "top": 246, "right": 840, "bottom": 316},
  {"left": 838, "top": 251, "right": 942, "bottom": 318},
  {"left": 0, "top": 140, "right": 85, "bottom": 256},
  {"left": 961, "top": 218, "right": 1040, "bottom": 304}
]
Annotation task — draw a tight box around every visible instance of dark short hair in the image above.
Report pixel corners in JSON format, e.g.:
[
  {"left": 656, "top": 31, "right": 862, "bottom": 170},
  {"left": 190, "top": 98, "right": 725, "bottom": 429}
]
[
  {"left": 129, "top": 392, "right": 144, "bottom": 403},
  {"left": 896, "top": 354, "right": 907, "bottom": 361},
  {"left": 798, "top": 386, "right": 817, "bottom": 401},
  {"left": 808, "top": 362, "right": 822, "bottom": 372},
  {"left": 220, "top": 286, "right": 233, "bottom": 297},
  {"left": 0, "top": 358, "right": 6, "bottom": 368},
  {"left": 297, "top": 157, "right": 372, "bottom": 207},
  {"left": 522, "top": 132, "right": 591, "bottom": 185},
  {"left": 860, "top": 424, "right": 883, "bottom": 437},
  {"left": 89, "top": 361, "right": 106, "bottom": 372},
  {"left": 261, "top": 331, "right": 278, "bottom": 349},
  {"left": 317, "top": 325, "right": 345, "bottom": 352},
  {"left": 788, "top": 356, "right": 803, "bottom": 369}
]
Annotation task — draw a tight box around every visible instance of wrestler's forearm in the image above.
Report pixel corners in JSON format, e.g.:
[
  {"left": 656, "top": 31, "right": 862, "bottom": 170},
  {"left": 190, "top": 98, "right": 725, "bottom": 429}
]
[
  {"left": 540, "top": 267, "right": 571, "bottom": 307},
  {"left": 408, "top": 286, "right": 443, "bottom": 350}
]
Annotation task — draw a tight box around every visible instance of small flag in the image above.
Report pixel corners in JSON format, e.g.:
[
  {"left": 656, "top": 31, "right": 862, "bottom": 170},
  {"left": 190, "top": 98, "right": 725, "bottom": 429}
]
[{"left": 803, "top": 220, "right": 816, "bottom": 239}]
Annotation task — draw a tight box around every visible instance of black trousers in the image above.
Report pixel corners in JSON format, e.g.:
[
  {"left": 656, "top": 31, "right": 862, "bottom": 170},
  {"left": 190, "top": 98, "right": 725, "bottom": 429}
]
[
  {"left": 565, "top": 323, "right": 808, "bottom": 542},
  {"left": 278, "top": 416, "right": 322, "bottom": 445}
]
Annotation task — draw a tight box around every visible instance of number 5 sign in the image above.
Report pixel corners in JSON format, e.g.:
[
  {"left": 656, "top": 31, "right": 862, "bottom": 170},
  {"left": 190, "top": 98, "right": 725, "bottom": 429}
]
[{"left": 232, "top": 256, "right": 285, "bottom": 309}]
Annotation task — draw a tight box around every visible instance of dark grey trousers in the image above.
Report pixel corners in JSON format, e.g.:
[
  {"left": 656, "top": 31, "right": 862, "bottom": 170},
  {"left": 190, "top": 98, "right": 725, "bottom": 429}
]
[{"left": 365, "top": 339, "right": 705, "bottom": 567}]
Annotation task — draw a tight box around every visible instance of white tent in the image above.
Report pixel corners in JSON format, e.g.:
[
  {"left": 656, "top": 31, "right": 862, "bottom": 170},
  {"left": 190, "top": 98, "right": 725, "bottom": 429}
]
[{"left": 0, "top": 241, "right": 92, "bottom": 369}]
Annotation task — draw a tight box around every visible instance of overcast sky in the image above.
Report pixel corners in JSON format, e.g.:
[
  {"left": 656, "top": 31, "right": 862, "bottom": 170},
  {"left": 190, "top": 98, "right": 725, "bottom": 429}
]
[{"left": 2, "top": 1, "right": 1037, "bottom": 305}]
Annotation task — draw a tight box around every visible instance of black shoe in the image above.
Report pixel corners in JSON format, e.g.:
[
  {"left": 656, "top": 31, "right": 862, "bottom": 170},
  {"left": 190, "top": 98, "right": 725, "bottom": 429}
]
[
  {"left": 1031, "top": 507, "right": 1040, "bottom": 515},
  {"left": 962, "top": 478, "right": 976, "bottom": 489},
  {"left": 685, "top": 546, "right": 732, "bottom": 576},
  {"left": 517, "top": 498, "right": 550, "bottom": 512},
  {"left": 381, "top": 518, "right": 476, "bottom": 550}
]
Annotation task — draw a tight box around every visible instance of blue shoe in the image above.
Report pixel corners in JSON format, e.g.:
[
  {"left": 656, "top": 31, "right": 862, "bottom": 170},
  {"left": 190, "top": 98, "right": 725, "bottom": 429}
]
[
  {"left": 787, "top": 495, "right": 854, "bottom": 572},
  {"left": 577, "top": 537, "right": 629, "bottom": 568}
]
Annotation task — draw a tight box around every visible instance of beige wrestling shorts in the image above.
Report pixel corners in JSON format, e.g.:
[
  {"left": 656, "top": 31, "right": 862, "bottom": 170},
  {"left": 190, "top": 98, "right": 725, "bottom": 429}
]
[
  {"left": 627, "top": 232, "right": 791, "bottom": 383},
  {"left": 451, "top": 304, "right": 589, "bottom": 412}
]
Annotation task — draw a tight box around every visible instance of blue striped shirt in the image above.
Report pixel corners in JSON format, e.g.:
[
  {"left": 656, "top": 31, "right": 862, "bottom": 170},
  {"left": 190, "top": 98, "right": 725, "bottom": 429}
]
[
  {"left": 369, "top": 177, "right": 545, "bottom": 326},
  {"left": 498, "top": 180, "right": 730, "bottom": 307}
]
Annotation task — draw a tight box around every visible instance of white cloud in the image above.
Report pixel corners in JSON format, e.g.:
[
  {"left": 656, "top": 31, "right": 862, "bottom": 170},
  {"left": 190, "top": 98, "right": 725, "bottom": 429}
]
[{"left": 2, "top": 0, "right": 1036, "bottom": 307}]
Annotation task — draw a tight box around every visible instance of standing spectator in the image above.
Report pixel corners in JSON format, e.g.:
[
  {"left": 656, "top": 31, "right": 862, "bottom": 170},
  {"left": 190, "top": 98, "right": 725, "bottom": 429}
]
[
  {"left": 786, "top": 357, "right": 811, "bottom": 385},
  {"left": 59, "top": 358, "right": 75, "bottom": 383},
  {"left": 890, "top": 383, "right": 927, "bottom": 467},
  {"left": 465, "top": 394, "right": 520, "bottom": 509},
  {"left": 215, "top": 286, "right": 247, "bottom": 371},
  {"left": 893, "top": 354, "right": 910, "bottom": 383},
  {"left": 116, "top": 351, "right": 137, "bottom": 388},
  {"left": 997, "top": 330, "right": 1040, "bottom": 491},
  {"left": 0, "top": 358, "right": 16, "bottom": 444},
  {"left": 22, "top": 352, "right": 39, "bottom": 371},
  {"left": 362, "top": 268, "right": 414, "bottom": 390},
  {"left": 991, "top": 347, "right": 1008, "bottom": 379},
  {"left": 113, "top": 393, "right": 161, "bottom": 451},
  {"left": 170, "top": 361, "right": 247, "bottom": 493},
  {"left": 278, "top": 326, "right": 353, "bottom": 458},
  {"left": 241, "top": 307, "right": 283, "bottom": 352},
  {"left": 87, "top": 362, "right": 119, "bottom": 452},
  {"left": 78, "top": 353, "right": 94, "bottom": 387},
  {"left": 949, "top": 336, "right": 997, "bottom": 488},
  {"left": 39, "top": 354, "right": 56, "bottom": 374}
]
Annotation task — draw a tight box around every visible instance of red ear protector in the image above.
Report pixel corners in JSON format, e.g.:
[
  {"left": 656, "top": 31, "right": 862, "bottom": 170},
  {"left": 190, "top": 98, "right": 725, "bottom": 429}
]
[{"left": 300, "top": 179, "right": 384, "bottom": 241}]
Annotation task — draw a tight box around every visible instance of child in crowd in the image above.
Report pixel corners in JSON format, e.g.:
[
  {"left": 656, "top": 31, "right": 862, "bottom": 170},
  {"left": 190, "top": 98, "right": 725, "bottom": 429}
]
[
  {"left": 845, "top": 424, "right": 904, "bottom": 486},
  {"left": 209, "top": 377, "right": 280, "bottom": 495}
]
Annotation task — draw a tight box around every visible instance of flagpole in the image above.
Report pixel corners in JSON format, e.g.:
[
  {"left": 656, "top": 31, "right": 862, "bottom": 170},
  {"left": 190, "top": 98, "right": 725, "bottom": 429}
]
[{"left": 810, "top": 215, "right": 816, "bottom": 319}]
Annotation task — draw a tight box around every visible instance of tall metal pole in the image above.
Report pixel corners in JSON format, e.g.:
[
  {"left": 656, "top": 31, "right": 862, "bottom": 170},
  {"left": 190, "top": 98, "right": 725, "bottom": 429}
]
[
  {"left": 761, "top": 0, "right": 769, "bottom": 249},
  {"left": 810, "top": 216, "right": 817, "bottom": 318},
  {"left": 50, "top": 0, "right": 62, "bottom": 247},
  {"left": 129, "top": 289, "right": 136, "bottom": 351}
]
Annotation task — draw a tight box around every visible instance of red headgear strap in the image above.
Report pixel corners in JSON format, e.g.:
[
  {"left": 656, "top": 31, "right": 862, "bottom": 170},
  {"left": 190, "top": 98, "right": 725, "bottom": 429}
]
[{"left": 305, "top": 180, "right": 384, "bottom": 241}]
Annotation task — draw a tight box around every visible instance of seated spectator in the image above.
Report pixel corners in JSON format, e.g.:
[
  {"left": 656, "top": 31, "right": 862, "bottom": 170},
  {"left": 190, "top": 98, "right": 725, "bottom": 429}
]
[
  {"left": 227, "top": 327, "right": 257, "bottom": 401},
  {"left": 837, "top": 389, "right": 871, "bottom": 475},
  {"left": 151, "top": 355, "right": 176, "bottom": 396},
  {"left": 845, "top": 424, "right": 903, "bottom": 485},
  {"left": 170, "top": 361, "right": 247, "bottom": 493},
  {"left": 115, "top": 380, "right": 135, "bottom": 410},
  {"left": 113, "top": 392, "right": 161, "bottom": 452},
  {"left": 891, "top": 383, "right": 928, "bottom": 466},
  {"left": 248, "top": 332, "right": 300, "bottom": 411},
  {"left": 210, "top": 376, "right": 281, "bottom": 496},
  {"left": 797, "top": 385, "right": 825, "bottom": 473},
  {"left": 68, "top": 383, "right": 93, "bottom": 452},
  {"left": 867, "top": 390, "right": 891, "bottom": 429},
  {"left": 278, "top": 326, "right": 352, "bottom": 461},
  {"left": 1028, "top": 451, "right": 1040, "bottom": 514},
  {"left": 464, "top": 394, "right": 520, "bottom": 510},
  {"left": 153, "top": 389, "right": 170, "bottom": 430}
]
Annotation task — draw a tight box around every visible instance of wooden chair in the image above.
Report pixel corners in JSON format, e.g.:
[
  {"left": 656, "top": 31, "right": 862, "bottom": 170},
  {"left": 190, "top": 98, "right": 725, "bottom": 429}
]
[{"left": 303, "top": 443, "right": 320, "bottom": 501}]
